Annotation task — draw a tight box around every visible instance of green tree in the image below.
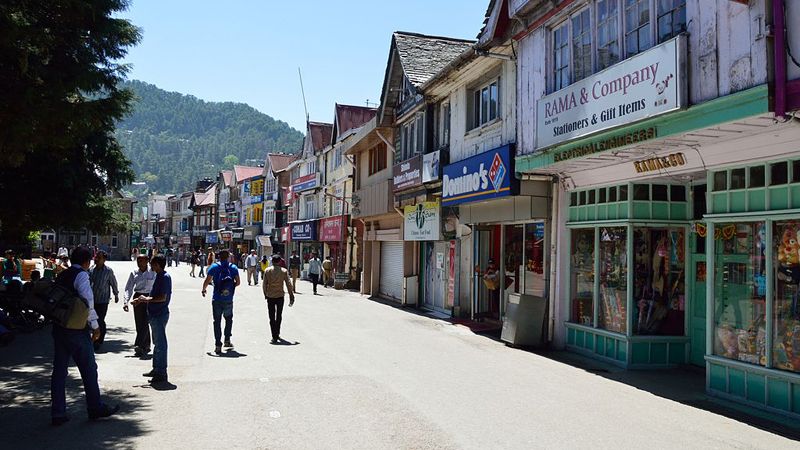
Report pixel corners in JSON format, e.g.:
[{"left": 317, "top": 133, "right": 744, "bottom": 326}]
[
  {"left": 0, "top": 0, "right": 140, "bottom": 244},
  {"left": 223, "top": 154, "right": 240, "bottom": 168}
]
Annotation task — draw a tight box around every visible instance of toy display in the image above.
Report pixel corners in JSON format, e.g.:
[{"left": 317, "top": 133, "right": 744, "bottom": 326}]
[
  {"left": 773, "top": 221, "right": 800, "bottom": 373},
  {"left": 599, "top": 227, "right": 627, "bottom": 333},
  {"left": 571, "top": 229, "right": 594, "bottom": 325},
  {"left": 634, "top": 228, "right": 685, "bottom": 335}
]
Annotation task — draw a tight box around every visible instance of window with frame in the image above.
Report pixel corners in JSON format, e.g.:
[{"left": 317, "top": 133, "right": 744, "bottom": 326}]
[
  {"left": 400, "top": 112, "right": 425, "bottom": 160},
  {"left": 334, "top": 147, "right": 344, "bottom": 169},
  {"left": 264, "top": 207, "right": 276, "bottom": 227},
  {"left": 439, "top": 102, "right": 451, "bottom": 148},
  {"left": 111, "top": 234, "right": 118, "bottom": 248},
  {"left": 90, "top": 233, "right": 98, "bottom": 246},
  {"left": 265, "top": 177, "right": 277, "bottom": 194},
  {"left": 625, "top": 0, "right": 652, "bottom": 57},
  {"left": 657, "top": 0, "right": 687, "bottom": 43},
  {"left": 471, "top": 78, "right": 500, "bottom": 130},
  {"left": 553, "top": 22, "right": 571, "bottom": 91},
  {"left": 368, "top": 143, "right": 387, "bottom": 175},
  {"left": 572, "top": 8, "right": 592, "bottom": 82},
  {"left": 304, "top": 194, "right": 317, "bottom": 220},
  {"left": 597, "top": 0, "right": 620, "bottom": 70}
]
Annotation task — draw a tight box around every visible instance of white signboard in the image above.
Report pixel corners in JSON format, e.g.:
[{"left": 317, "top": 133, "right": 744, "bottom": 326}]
[
  {"left": 536, "top": 36, "right": 686, "bottom": 148},
  {"left": 404, "top": 201, "right": 441, "bottom": 241},
  {"left": 422, "top": 151, "right": 440, "bottom": 183}
]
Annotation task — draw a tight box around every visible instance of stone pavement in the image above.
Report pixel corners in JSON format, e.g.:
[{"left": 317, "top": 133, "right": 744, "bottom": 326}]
[{"left": 0, "top": 261, "right": 798, "bottom": 449}]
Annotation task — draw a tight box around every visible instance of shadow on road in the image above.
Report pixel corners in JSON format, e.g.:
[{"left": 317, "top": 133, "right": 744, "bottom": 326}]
[
  {"left": 0, "top": 325, "right": 152, "bottom": 449},
  {"left": 205, "top": 350, "right": 248, "bottom": 358},
  {"left": 270, "top": 339, "right": 300, "bottom": 346}
]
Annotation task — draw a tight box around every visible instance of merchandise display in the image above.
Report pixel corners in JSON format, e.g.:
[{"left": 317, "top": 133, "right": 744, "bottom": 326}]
[
  {"left": 599, "top": 227, "right": 627, "bottom": 333},
  {"left": 773, "top": 221, "right": 800, "bottom": 373},
  {"left": 633, "top": 228, "right": 685, "bottom": 335},
  {"left": 571, "top": 229, "right": 594, "bottom": 325},
  {"left": 713, "top": 222, "right": 766, "bottom": 365}
]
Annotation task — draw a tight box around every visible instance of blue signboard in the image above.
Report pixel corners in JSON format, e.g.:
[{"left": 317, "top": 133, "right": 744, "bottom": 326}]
[
  {"left": 206, "top": 232, "right": 219, "bottom": 244},
  {"left": 441, "top": 144, "right": 515, "bottom": 206},
  {"left": 290, "top": 220, "right": 317, "bottom": 241}
]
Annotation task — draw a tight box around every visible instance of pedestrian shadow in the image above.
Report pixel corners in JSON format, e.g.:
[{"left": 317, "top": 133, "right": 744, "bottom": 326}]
[
  {"left": 0, "top": 325, "right": 153, "bottom": 449},
  {"left": 205, "top": 350, "right": 248, "bottom": 358},
  {"left": 270, "top": 340, "right": 300, "bottom": 346},
  {"left": 136, "top": 381, "right": 177, "bottom": 391}
]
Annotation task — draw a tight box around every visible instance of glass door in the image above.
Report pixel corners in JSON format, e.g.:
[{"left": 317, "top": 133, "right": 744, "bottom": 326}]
[{"left": 475, "top": 226, "right": 499, "bottom": 320}]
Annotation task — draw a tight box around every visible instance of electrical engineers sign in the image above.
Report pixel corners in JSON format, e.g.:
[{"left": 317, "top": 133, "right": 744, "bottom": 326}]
[
  {"left": 442, "top": 145, "right": 515, "bottom": 206},
  {"left": 404, "top": 201, "right": 441, "bottom": 241},
  {"left": 536, "top": 35, "right": 686, "bottom": 149}
]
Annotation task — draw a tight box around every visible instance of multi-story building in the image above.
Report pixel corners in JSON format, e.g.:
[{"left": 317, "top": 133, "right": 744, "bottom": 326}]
[
  {"left": 189, "top": 182, "right": 216, "bottom": 250},
  {"left": 216, "top": 170, "right": 233, "bottom": 231},
  {"left": 509, "top": 0, "right": 800, "bottom": 415},
  {"left": 230, "top": 165, "right": 264, "bottom": 253},
  {"left": 262, "top": 153, "right": 297, "bottom": 256}
]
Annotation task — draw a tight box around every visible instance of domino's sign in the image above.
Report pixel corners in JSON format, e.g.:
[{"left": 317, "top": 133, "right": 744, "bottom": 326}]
[{"left": 442, "top": 145, "right": 515, "bottom": 206}]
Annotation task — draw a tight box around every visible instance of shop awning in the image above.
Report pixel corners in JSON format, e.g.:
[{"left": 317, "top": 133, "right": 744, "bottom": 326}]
[{"left": 257, "top": 235, "right": 272, "bottom": 248}]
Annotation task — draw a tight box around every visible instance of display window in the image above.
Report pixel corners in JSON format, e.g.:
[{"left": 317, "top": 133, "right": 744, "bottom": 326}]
[
  {"left": 571, "top": 229, "right": 595, "bottom": 325},
  {"left": 633, "top": 228, "right": 686, "bottom": 335},
  {"left": 713, "top": 222, "right": 766, "bottom": 366},
  {"left": 599, "top": 227, "right": 627, "bottom": 333},
  {"left": 773, "top": 221, "right": 800, "bottom": 373},
  {"left": 524, "top": 223, "right": 546, "bottom": 297}
]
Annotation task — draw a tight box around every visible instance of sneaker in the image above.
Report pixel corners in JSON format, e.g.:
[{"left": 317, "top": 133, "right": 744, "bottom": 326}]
[
  {"left": 51, "top": 416, "right": 70, "bottom": 427},
  {"left": 223, "top": 340, "right": 233, "bottom": 348},
  {"left": 214, "top": 344, "right": 222, "bottom": 354},
  {"left": 142, "top": 369, "right": 157, "bottom": 377},
  {"left": 89, "top": 404, "right": 120, "bottom": 420}
]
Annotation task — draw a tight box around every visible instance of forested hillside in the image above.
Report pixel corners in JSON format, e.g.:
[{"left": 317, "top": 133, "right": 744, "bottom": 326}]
[{"left": 117, "top": 80, "right": 303, "bottom": 195}]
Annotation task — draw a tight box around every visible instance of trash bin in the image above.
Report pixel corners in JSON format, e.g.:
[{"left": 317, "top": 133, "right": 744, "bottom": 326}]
[{"left": 501, "top": 293, "right": 547, "bottom": 347}]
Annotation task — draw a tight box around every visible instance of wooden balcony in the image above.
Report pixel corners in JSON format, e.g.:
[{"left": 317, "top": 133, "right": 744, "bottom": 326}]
[{"left": 352, "top": 179, "right": 393, "bottom": 219}]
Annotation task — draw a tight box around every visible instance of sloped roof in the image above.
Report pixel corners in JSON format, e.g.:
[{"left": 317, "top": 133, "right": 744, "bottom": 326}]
[
  {"left": 307, "top": 122, "right": 333, "bottom": 152},
  {"left": 333, "top": 104, "right": 377, "bottom": 142},
  {"left": 267, "top": 153, "right": 297, "bottom": 173},
  {"left": 220, "top": 170, "right": 233, "bottom": 186},
  {"left": 193, "top": 186, "right": 216, "bottom": 208},
  {"left": 233, "top": 165, "right": 263, "bottom": 183},
  {"left": 393, "top": 32, "right": 475, "bottom": 87}
]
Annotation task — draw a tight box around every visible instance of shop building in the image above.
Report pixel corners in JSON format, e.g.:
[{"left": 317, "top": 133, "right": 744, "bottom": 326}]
[
  {"left": 511, "top": 0, "right": 800, "bottom": 416},
  {"left": 261, "top": 153, "right": 296, "bottom": 257},
  {"left": 230, "top": 165, "right": 263, "bottom": 254},
  {"left": 189, "top": 183, "right": 216, "bottom": 250},
  {"left": 215, "top": 170, "right": 233, "bottom": 230}
]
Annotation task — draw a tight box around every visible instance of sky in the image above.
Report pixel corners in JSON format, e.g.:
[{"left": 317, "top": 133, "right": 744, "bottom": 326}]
[{"left": 119, "top": 0, "right": 490, "bottom": 133}]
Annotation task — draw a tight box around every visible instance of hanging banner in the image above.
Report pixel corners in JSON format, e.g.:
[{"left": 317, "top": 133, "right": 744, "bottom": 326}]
[
  {"left": 536, "top": 36, "right": 686, "bottom": 149},
  {"left": 404, "top": 201, "right": 441, "bottom": 241}
]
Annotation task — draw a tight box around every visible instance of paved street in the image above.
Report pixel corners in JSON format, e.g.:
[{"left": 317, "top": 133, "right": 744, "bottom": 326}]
[{"left": 1, "top": 261, "right": 799, "bottom": 449}]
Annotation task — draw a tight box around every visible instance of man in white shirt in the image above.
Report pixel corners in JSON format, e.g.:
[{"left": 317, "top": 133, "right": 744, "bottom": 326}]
[
  {"left": 245, "top": 250, "right": 259, "bottom": 286},
  {"left": 51, "top": 247, "right": 119, "bottom": 426},
  {"left": 124, "top": 254, "right": 156, "bottom": 356}
]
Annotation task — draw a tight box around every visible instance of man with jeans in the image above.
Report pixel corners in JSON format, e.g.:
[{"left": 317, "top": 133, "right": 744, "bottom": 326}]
[
  {"left": 245, "top": 250, "right": 259, "bottom": 286},
  {"left": 262, "top": 254, "right": 295, "bottom": 344},
  {"left": 50, "top": 247, "right": 119, "bottom": 425},
  {"left": 89, "top": 251, "right": 119, "bottom": 351},
  {"left": 202, "top": 250, "right": 240, "bottom": 354},
  {"left": 135, "top": 255, "right": 172, "bottom": 383},
  {"left": 123, "top": 255, "right": 156, "bottom": 356},
  {"left": 307, "top": 252, "right": 323, "bottom": 295}
]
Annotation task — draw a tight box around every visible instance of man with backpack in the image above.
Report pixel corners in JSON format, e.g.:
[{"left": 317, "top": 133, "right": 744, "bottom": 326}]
[
  {"left": 50, "top": 247, "right": 119, "bottom": 426},
  {"left": 202, "top": 250, "right": 241, "bottom": 354}
]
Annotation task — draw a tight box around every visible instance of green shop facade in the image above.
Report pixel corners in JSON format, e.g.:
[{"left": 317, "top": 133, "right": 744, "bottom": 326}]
[{"left": 517, "top": 84, "right": 800, "bottom": 417}]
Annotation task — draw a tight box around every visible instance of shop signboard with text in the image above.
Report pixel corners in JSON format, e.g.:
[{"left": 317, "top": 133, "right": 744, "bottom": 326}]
[
  {"left": 442, "top": 145, "right": 515, "bottom": 206},
  {"left": 320, "top": 216, "right": 348, "bottom": 242},
  {"left": 536, "top": 35, "right": 686, "bottom": 148},
  {"left": 403, "top": 201, "right": 441, "bottom": 241},
  {"left": 291, "top": 173, "right": 319, "bottom": 193},
  {"left": 393, "top": 155, "right": 423, "bottom": 192},
  {"left": 290, "top": 220, "right": 317, "bottom": 241}
]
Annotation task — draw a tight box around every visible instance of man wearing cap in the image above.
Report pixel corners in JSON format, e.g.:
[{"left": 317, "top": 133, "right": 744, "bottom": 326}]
[
  {"left": 262, "top": 254, "right": 295, "bottom": 344},
  {"left": 124, "top": 254, "right": 156, "bottom": 356}
]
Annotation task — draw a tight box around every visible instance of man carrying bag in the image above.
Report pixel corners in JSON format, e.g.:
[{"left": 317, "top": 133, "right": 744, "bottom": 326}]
[{"left": 50, "top": 247, "right": 119, "bottom": 426}]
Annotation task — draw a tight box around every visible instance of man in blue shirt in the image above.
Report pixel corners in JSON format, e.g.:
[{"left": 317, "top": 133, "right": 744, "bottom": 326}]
[
  {"left": 202, "top": 250, "right": 241, "bottom": 354},
  {"left": 134, "top": 254, "right": 171, "bottom": 383}
]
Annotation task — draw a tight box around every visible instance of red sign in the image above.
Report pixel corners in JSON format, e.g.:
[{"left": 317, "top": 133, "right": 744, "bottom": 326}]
[
  {"left": 320, "top": 216, "right": 348, "bottom": 242},
  {"left": 447, "top": 240, "right": 456, "bottom": 308}
]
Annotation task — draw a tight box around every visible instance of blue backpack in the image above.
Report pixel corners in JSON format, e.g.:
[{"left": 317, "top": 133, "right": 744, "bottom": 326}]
[{"left": 213, "top": 263, "right": 236, "bottom": 301}]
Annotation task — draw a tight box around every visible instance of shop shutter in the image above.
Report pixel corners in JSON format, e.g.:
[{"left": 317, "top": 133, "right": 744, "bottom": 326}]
[{"left": 379, "top": 241, "right": 404, "bottom": 301}]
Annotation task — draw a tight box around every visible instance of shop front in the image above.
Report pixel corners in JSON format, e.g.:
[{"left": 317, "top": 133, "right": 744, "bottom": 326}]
[
  {"left": 320, "top": 215, "right": 349, "bottom": 280},
  {"left": 404, "top": 200, "right": 453, "bottom": 315},
  {"left": 289, "top": 219, "right": 320, "bottom": 270},
  {"left": 442, "top": 144, "right": 551, "bottom": 322}
]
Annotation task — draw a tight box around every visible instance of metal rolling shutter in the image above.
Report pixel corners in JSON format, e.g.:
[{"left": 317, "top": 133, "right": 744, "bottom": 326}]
[{"left": 379, "top": 241, "right": 404, "bottom": 301}]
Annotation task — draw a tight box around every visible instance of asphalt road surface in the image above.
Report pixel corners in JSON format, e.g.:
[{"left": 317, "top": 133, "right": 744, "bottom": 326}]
[{"left": 1, "top": 261, "right": 798, "bottom": 449}]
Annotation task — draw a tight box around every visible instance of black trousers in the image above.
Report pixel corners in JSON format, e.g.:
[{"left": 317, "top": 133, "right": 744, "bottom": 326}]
[
  {"left": 267, "top": 297, "right": 284, "bottom": 340},
  {"left": 133, "top": 294, "right": 151, "bottom": 351},
  {"left": 309, "top": 273, "right": 320, "bottom": 294},
  {"left": 94, "top": 303, "right": 109, "bottom": 347}
]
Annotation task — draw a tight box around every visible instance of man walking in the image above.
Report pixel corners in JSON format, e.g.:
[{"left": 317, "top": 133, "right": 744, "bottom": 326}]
[
  {"left": 51, "top": 247, "right": 118, "bottom": 426},
  {"left": 245, "top": 250, "right": 259, "bottom": 286},
  {"left": 202, "top": 250, "right": 240, "bottom": 354},
  {"left": 89, "top": 251, "right": 119, "bottom": 351},
  {"left": 288, "top": 251, "right": 301, "bottom": 293},
  {"left": 198, "top": 248, "right": 207, "bottom": 278},
  {"left": 190, "top": 250, "right": 198, "bottom": 277},
  {"left": 123, "top": 255, "right": 156, "bottom": 357},
  {"left": 135, "top": 255, "right": 172, "bottom": 383},
  {"left": 262, "top": 254, "right": 295, "bottom": 344},
  {"left": 322, "top": 255, "right": 333, "bottom": 288},
  {"left": 308, "top": 252, "right": 323, "bottom": 295}
]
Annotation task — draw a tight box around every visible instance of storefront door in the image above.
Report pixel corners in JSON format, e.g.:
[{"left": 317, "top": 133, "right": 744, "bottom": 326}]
[
  {"left": 424, "top": 242, "right": 447, "bottom": 313},
  {"left": 475, "top": 226, "right": 500, "bottom": 320},
  {"left": 690, "top": 255, "right": 707, "bottom": 366}
]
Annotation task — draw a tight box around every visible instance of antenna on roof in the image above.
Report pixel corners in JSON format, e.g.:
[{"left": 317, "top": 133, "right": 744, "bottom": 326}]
[
  {"left": 365, "top": 99, "right": 378, "bottom": 108},
  {"left": 298, "top": 67, "right": 309, "bottom": 123}
]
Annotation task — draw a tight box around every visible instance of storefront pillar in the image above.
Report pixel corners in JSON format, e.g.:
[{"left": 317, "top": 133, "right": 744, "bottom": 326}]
[
  {"left": 593, "top": 228, "right": 601, "bottom": 328},
  {"left": 705, "top": 221, "right": 715, "bottom": 378},
  {"left": 626, "top": 223, "right": 634, "bottom": 341},
  {"left": 765, "top": 220, "right": 774, "bottom": 369},
  {"left": 471, "top": 224, "right": 478, "bottom": 321}
]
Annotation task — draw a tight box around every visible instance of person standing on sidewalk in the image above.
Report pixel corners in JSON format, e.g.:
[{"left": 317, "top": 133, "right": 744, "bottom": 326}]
[
  {"left": 88, "top": 251, "right": 119, "bottom": 352},
  {"left": 322, "top": 255, "right": 333, "bottom": 288},
  {"left": 245, "top": 250, "right": 259, "bottom": 286},
  {"left": 198, "top": 249, "right": 207, "bottom": 278},
  {"left": 288, "top": 251, "right": 301, "bottom": 293},
  {"left": 190, "top": 250, "right": 198, "bottom": 277},
  {"left": 307, "top": 252, "right": 322, "bottom": 295},
  {"left": 262, "top": 254, "right": 295, "bottom": 344},
  {"left": 123, "top": 255, "right": 156, "bottom": 357},
  {"left": 202, "top": 250, "right": 241, "bottom": 354},
  {"left": 50, "top": 247, "right": 119, "bottom": 426},
  {"left": 134, "top": 255, "right": 172, "bottom": 383}
]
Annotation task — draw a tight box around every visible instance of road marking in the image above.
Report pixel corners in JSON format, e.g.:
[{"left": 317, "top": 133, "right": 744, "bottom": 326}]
[
  {"left": 269, "top": 410, "right": 281, "bottom": 418},
  {"left": 259, "top": 377, "right": 269, "bottom": 382}
]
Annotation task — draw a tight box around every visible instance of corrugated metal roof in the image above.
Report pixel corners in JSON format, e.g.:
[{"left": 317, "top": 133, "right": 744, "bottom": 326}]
[
  {"left": 267, "top": 153, "right": 297, "bottom": 172},
  {"left": 393, "top": 32, "right": 475, "bottom": 87},
  {"left": 233, "top": 165, "right": 263, "bottom": 183},
  {"left": 308, "top": 122, "right": 333, "bottom": 152},
  {"left": 334, "top": 104, "right": 377, "bottom": 142},
  {"left": 220, "top": 170, "right": 233, "bottom": 186}
]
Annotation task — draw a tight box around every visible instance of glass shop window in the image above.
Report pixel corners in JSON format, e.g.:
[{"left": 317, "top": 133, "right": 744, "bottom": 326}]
[
  {"left": 524, "top": 223, "right": 546, "bottom": 297},
  {"left": 652, "top": 184, "right": 668, "bottom": 201},
  {"left": 619, "top": 185, "right": 628, "bottom": 201},
  {"left": 773, "top": 221, "right": 800, "bottom": 373},
  {"left": 608, "top": 186, "right": 617, "bottom": 203},
  {"left": 633, "top": 227, "right": 686, "bottom": 335},
  {"left": 793, "top": 160, "right": 800, "bottom": 183},
  {"left": 713, "top": 222, "right": 766, "bottom": 365},
  {"left": 771, "top": 161, "right": 789, "bottom": 186},
  {"left": 571, "top": 192, "right": 578, "bottom": 206},
  {"left": 749, "top": 166, "right": 765, "bottom": 188},
  {"left": 571, "top": 229, "right": 595, "bottom": 325},
  {"left": 713, "top": 171, "right": 727, "bottom": 191},
  {"left": 633, "top": 184, "right": 649, "bottom": 200},
  {"left": 599, "top": 227, "right": 627, "bottom": 333},
  {"left": 730, "top": 168, "right": 746, "bottom": 190}
]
